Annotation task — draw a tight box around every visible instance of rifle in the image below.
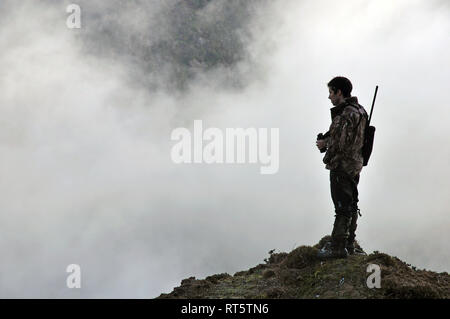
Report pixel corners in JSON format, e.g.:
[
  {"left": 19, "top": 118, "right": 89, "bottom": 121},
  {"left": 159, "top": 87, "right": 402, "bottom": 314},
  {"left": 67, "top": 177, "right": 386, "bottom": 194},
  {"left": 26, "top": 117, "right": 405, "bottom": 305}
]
[
  {"left": 368, "top": 86, "right": 378, "bottom": 125},
  {"left": 362, "top": 86, "right": 378, "bottom": 166}
]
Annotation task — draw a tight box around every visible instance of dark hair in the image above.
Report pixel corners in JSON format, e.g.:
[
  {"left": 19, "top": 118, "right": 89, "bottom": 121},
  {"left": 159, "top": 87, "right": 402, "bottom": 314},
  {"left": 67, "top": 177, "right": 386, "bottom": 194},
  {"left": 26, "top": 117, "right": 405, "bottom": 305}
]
[{"left": 328, "top": 76, "right": 353, "bottom": 98}]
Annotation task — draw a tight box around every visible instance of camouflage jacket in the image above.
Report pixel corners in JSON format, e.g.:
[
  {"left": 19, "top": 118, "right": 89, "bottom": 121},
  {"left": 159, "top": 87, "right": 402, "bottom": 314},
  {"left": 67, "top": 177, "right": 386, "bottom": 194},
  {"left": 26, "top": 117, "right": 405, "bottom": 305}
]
[{"left": 322, "top": 96, "right": 368, "bottom": 177}]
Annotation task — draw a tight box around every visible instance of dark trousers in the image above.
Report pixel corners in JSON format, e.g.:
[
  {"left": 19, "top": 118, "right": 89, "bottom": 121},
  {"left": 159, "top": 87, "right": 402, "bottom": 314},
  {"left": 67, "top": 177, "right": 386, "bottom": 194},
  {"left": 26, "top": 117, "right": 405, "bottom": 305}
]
[
  {"left": 330, "top": 170, "right": 360, "bottom": 218},
  {"left": 330, "top": 170, "right": 360, "bottom": 242}
]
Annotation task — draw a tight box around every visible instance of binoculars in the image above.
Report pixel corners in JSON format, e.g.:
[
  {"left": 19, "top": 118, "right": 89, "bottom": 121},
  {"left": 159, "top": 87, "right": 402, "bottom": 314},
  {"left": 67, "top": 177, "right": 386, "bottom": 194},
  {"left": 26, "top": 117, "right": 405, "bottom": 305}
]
[{"left": 317, "top": 132, "right": 329, "bottom": 153}]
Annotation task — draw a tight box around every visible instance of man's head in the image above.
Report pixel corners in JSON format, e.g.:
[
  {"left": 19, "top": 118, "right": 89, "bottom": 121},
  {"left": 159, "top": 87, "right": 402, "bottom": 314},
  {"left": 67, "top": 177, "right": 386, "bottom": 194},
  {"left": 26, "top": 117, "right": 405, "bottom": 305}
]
[{"left": 327, "top": 76, "right": 352, "bottom": 106}]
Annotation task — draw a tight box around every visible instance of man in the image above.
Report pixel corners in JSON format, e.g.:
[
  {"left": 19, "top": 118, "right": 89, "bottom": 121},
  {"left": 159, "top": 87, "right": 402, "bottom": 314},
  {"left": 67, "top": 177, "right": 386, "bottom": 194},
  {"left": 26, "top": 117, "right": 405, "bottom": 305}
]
[{"left": 316, "top": 76, "right": 367, "bottom": 259}]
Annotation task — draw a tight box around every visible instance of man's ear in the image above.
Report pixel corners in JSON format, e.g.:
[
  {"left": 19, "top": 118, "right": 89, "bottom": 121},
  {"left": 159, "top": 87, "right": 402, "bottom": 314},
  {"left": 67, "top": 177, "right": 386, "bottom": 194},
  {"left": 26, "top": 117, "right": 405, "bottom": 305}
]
[{"left": 336, "top": 89, "right": 343, "bottom": 97}]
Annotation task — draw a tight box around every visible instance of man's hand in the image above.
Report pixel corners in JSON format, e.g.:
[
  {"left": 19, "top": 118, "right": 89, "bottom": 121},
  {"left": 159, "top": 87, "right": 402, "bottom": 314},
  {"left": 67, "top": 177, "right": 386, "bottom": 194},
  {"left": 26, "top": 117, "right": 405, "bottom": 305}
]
[{"left": 316, "top": 139, "right": 327, "bottom": 151}]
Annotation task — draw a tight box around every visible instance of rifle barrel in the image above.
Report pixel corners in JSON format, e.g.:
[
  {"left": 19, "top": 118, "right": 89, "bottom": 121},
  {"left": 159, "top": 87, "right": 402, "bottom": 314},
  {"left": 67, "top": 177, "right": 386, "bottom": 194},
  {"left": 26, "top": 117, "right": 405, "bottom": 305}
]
[{"left": 368, "top": 85, "right": 378, "bottom": 125}]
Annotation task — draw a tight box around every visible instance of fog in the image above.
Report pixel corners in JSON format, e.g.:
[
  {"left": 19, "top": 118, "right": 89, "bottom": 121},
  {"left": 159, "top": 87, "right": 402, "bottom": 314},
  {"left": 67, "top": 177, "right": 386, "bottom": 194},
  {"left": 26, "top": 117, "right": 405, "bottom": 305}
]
[{"left": 0, "top": 0, "right": 448, "bottom": 298}]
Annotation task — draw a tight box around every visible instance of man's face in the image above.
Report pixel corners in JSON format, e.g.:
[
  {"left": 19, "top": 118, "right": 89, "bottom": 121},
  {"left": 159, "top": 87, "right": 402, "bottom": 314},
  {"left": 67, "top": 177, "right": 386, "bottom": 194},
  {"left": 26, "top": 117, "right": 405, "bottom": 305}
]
[{"left": 328, "top": 87, "right": 344, "bottom": 106}]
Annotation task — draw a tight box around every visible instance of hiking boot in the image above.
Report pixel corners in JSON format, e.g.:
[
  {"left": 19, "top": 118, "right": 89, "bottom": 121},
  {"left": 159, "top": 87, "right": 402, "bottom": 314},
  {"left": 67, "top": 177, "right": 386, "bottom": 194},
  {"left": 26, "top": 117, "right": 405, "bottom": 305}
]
[
  {"left": 346, "top": 241, "right": 355, "bottom": 255},
  {"left": 346, "top": 241, "right": 367, "bottom": 256},
  {"left": 347, "top": 210, "right": 366, "bottom": 255},
  {"left": 317, "top": 239, "right": 348, "bottom": 259},
  {"left": 348, "top": 210, "right": 360, "bottom": 248},
  {"left": 317, "top": 214, "right": 351, "bottom": 259}
]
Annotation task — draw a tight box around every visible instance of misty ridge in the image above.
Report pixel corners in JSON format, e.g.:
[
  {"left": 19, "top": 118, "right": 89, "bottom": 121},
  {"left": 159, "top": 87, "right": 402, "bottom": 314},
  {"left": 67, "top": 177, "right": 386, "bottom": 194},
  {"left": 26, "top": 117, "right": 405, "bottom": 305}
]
[{"left": 76, "top": 0, "right": 269, "bottom": 91}]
